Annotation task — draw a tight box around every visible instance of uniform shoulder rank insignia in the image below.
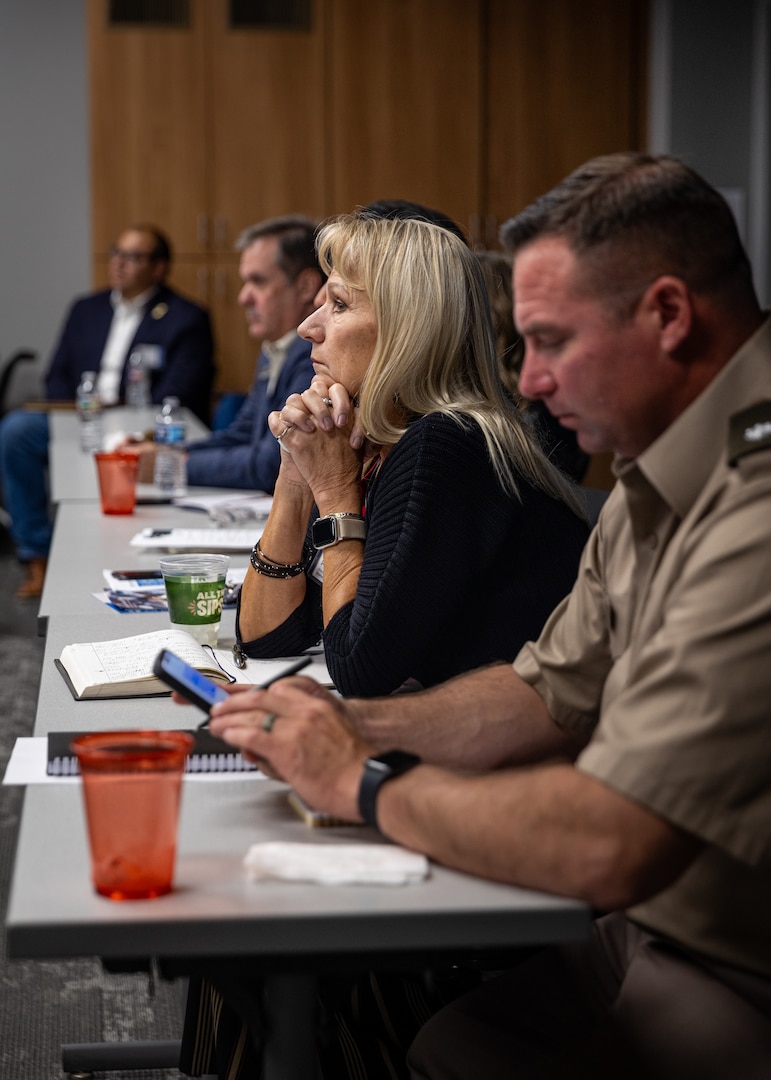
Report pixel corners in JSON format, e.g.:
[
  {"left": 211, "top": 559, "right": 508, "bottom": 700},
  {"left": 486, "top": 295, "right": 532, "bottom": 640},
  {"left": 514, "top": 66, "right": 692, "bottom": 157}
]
[
  {"left": 728, "top": 401, "right": 771, "bottom": 466},
  {"left": 151, "top": 302, "right": 168, "bottom": 320}
]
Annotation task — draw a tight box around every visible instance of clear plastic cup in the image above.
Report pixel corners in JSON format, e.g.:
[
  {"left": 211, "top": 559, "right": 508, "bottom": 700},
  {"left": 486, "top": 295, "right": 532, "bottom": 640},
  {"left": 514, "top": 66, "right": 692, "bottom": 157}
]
[
  {"left": 159, "top": 553, "right": 230, "bottom": 646},
  {"left": 71, "top": 730, "right": 193, "bottom": 901}
]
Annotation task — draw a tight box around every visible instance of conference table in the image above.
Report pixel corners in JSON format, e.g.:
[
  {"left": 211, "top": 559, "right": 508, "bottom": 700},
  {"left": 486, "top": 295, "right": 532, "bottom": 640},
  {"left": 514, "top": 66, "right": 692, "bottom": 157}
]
[{"left": 6, "top": 414, "right": 592, "bottom": 1078}]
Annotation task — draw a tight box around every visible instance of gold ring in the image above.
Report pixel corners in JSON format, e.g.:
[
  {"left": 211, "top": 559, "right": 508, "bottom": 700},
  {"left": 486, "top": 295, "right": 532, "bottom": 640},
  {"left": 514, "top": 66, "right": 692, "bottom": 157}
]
[{"left": 261, "top": 712, "right": 279, "bottom": 733}]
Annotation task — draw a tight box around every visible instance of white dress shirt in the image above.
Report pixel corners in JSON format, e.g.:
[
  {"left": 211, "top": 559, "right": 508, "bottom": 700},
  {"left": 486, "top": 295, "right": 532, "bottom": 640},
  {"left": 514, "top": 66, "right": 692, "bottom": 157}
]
[{"left": 97, "top": 288, "right": 156, "bottom": 404}]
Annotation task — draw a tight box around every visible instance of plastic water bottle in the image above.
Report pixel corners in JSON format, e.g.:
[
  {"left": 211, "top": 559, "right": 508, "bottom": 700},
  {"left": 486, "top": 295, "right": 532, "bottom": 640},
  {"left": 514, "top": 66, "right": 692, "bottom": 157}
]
[
  {"left": 75, "top": 371, "right": 104, "bottom": 453},
  {"left": 153, "top": 396, "right": 187, "bottom": 494},
  {"left": 125, "top": 349, "right": 151, "bottom": 408}
]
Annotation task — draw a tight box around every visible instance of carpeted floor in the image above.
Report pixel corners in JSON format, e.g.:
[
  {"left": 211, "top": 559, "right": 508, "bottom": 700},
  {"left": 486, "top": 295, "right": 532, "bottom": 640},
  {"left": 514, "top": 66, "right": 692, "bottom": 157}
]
[{"left": 0, "top": 526, "right": 188, "bottom": 1079}]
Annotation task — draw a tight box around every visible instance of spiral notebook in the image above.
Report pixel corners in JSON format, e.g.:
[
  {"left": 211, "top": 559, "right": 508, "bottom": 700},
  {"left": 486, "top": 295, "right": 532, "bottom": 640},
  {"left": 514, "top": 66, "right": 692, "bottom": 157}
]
[{"left": 46, "top": 729, "right": 258, "bottom": 777}]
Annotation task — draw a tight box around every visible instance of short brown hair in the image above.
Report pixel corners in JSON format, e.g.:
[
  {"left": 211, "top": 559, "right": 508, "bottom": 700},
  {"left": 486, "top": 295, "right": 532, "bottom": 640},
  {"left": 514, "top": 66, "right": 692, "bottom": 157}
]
[{"left": 500, "top": 153, "right": 757, "bottom": 318}]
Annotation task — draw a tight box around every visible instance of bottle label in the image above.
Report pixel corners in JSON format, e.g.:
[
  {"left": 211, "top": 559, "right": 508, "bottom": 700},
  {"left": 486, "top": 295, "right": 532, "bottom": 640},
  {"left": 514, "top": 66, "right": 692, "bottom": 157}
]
[{"left": 165, "top": 424, "right": 186, "bottom": 444}]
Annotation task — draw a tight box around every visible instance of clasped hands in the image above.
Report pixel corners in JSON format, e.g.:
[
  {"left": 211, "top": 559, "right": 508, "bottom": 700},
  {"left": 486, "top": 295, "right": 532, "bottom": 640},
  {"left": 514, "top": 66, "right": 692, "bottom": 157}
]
[{"left": 268, "top": 375, "right": 365, "bottom": 492}]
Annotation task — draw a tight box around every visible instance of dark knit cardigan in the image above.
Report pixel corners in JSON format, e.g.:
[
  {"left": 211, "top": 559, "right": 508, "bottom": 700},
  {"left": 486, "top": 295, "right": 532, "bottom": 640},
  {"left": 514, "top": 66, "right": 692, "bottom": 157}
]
[{"left": 236, "top": 411, "right": 589, "bottom": 697}]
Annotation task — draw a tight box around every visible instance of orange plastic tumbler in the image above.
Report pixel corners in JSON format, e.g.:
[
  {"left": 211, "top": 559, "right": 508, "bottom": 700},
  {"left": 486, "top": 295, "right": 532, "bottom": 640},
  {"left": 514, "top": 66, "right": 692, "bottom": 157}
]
[
  {"left": 94, "top": 451, "right": 139, "bottom": 514},
  {"left": 71, "top": 730, "right": 193, "bottom": 900}
]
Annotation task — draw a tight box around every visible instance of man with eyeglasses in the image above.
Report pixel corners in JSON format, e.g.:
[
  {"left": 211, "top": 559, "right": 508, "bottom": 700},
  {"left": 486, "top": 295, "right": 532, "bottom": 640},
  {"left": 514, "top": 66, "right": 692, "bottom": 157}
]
[{"left": 0, "top": 224, "right": 215, "bottom": 599}]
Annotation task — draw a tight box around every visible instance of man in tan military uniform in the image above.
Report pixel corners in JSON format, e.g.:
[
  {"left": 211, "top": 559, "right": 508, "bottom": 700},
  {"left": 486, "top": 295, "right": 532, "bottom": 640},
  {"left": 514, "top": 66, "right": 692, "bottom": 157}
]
[{"left": 203, "top": 154, "right": 771, "bottom": 1077}]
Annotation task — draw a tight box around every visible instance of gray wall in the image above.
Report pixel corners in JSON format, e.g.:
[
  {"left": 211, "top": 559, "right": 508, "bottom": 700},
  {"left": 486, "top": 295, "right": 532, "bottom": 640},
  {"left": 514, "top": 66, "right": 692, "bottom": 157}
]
[
  {"left": 0, "top": 0, "right": 90, "bottom": 402},
  {"left": 650, "top": 0, "right": 771, "bottom": 303}
]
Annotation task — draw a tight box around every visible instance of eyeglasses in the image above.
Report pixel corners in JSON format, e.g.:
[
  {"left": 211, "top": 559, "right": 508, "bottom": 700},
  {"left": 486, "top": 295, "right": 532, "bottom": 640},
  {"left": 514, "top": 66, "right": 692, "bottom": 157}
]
[{"left": 109, "top": 246, "right": 157, "bottom": 264}]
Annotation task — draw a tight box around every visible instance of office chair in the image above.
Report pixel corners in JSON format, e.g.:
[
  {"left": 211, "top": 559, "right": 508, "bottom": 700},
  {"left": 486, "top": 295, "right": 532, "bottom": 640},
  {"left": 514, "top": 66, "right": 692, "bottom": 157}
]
[
  {"left": 0, "top": 349, "right": 37, "bottom": 416},
  {"left": 0, "top": 350, "right": 38, "bottom": 532}
]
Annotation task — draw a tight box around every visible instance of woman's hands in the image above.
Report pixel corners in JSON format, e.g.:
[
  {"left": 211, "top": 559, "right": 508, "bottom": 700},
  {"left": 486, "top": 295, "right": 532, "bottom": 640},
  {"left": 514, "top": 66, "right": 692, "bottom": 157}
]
[
  {"left": 278, "top": 373, "right": 364, "bottom": 443},
  {"left": 242, "top": 372, "right": 370, "bottom": 641},
  {"left": 268, "top": 374, "right": 366, "bottom": 510}
]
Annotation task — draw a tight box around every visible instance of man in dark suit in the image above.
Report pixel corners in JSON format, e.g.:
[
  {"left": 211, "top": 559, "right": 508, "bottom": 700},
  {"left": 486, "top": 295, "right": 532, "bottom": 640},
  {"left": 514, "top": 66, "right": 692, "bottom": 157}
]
[
  {"left": 0, "top": 224, "right": 215, "bottom": 598},
  {"left": 131, "top": 215, "right": 322, "bottom": 493}
]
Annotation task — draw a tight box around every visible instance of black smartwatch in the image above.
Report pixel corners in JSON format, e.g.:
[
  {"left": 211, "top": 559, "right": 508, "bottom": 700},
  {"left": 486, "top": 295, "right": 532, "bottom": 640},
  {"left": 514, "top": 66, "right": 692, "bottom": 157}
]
[
  {"left": 311, "top": 512, "right": 367, "bottom": 550},
  {"left": 358, "top": 750, "right": 421, "bottom": 830}
]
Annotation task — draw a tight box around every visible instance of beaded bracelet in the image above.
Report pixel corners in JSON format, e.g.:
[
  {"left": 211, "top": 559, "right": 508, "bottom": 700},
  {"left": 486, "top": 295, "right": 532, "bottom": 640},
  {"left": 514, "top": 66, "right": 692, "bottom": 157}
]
[{"left": 250, "top": 539, "right": 314, "bottom": 579}]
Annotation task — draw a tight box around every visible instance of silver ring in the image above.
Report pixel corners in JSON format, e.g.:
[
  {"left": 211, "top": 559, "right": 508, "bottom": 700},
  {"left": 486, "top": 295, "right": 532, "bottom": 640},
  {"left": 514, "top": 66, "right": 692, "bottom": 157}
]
[
  {"left": 261, "top": 712, "right": 279, "bottom": 733},
  {"left": 321, "top": 396, "right": 333, "bottom": 407},
  {"left": 275, "top": 423, "right": 292, "bottom": 444}
]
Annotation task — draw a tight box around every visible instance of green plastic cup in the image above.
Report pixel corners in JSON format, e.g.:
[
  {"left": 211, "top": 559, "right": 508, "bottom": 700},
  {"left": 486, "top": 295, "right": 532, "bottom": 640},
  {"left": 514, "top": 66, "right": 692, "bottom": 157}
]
[{"left": 159, "top": 554, "right": 230, "bottom": 646}]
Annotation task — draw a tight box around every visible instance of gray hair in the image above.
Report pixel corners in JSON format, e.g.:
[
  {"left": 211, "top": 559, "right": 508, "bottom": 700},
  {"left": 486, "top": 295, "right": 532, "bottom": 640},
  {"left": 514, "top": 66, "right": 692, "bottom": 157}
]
[{"left": 236, "top": 214, "right": 323, "bottom": 283}]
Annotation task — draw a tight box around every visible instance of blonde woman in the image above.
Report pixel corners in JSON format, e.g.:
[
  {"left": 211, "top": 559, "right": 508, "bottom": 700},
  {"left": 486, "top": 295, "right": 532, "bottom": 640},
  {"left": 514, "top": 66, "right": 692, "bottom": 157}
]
[{"left": 235, "top": 214, "right": 588, "bottom": 696}]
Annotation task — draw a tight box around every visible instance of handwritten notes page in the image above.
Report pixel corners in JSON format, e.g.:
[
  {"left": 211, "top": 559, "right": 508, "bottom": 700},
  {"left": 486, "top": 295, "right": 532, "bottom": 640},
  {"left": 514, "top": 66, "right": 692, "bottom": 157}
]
[{"left": 57, "top": 628, "right": 226, "bottom": 699}]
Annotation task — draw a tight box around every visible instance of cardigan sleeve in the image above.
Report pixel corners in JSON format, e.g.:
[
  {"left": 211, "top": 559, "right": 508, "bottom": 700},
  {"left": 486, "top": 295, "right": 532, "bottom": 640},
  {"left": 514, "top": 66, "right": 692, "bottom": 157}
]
[
  {"left": 235, "top": 535, "right": 324, "bottom": 660},
  {"left": 321, "top": 414, "right": 518, "bottom": 696}
]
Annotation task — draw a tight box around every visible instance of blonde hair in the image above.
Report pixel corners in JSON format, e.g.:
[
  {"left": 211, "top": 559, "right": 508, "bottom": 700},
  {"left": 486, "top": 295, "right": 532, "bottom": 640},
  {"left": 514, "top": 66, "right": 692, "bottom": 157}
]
[{"left": 316, "top": 215, "right": 586, "bottom": 514}]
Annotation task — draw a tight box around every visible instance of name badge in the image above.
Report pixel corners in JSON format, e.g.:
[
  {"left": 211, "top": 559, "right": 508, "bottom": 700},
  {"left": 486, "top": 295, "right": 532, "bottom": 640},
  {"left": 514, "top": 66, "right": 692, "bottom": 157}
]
[{"left": 131, "top": 343, "right": 164, "bottom": 371}]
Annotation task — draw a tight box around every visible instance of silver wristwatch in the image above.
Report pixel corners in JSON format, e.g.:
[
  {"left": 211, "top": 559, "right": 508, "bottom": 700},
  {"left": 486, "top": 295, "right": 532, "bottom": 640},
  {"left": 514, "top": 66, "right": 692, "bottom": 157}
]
[{"left": 311, "top": 512, "right": 367, "bottom": 550}]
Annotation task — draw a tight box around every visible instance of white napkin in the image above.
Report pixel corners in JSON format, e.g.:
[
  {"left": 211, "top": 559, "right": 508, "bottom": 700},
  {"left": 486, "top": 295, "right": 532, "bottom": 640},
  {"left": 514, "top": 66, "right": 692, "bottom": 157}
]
[{"left": 243, "top": 841, "right": 430, "bottom": 886}]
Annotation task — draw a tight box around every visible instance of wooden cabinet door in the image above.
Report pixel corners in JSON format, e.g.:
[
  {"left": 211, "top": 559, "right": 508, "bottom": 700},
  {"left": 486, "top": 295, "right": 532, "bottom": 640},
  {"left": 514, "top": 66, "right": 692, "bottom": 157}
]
[
  {"left": 326, "top": 0, "right": 483, "bottom": 233},
  {"left": 203, "top": 0, "right": 328, "bottom": 247},
  {"left": 485, "top": 0, "right": 648, "bottom": 238},
  {"left": 87, "top": 0, "right": 209, "bottom": 256},
  {"left": 204, "top": 259, "right": 257, "bottom": 394}
]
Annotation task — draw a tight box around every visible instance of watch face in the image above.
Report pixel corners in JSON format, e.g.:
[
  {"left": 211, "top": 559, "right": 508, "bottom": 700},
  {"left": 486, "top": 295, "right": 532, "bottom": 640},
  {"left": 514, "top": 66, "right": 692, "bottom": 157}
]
[{"left": 311, "top": 516, "right": 337, "bottom": 549}]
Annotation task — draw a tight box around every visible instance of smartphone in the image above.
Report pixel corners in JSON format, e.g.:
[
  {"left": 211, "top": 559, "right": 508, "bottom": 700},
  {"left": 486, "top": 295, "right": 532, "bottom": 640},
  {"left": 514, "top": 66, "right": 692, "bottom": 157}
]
[
  {"left": 152, "top": 648, "right": 229, "bottom": 715},
  {"left": 112, "top": 569, "right": 163, "bottom": 581}
]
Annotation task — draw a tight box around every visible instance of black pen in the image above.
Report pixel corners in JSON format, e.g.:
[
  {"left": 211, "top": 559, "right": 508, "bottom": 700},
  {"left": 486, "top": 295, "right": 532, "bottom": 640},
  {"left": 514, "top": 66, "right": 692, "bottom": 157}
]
[{"left": 197, "top": 656, "right": 314, "bottom": 729}]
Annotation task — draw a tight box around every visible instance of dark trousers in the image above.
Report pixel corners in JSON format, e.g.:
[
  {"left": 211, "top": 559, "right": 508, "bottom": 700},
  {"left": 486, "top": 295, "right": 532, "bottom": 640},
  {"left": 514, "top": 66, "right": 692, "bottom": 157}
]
[{"left": 408, "top": 912, "right": 771, "bottom": 1080}]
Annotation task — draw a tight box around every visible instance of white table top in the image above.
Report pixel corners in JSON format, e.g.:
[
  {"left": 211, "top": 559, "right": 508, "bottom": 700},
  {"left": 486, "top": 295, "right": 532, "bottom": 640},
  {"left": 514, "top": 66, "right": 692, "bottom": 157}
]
[{"left": 7, "top": 779, "right": 589, "bottom": 964}]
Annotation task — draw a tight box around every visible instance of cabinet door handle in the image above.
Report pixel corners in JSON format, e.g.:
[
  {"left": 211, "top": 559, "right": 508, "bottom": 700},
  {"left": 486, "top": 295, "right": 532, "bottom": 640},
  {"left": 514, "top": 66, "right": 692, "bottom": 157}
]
[{"left": 214, "top": 216, "right": 228, "bottom": 249}]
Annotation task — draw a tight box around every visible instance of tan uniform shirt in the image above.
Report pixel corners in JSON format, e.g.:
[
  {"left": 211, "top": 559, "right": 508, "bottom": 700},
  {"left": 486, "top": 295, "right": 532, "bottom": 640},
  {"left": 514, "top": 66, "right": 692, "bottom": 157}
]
[{"left": 515, "top": 317, "right": 771, "bottom": 978}]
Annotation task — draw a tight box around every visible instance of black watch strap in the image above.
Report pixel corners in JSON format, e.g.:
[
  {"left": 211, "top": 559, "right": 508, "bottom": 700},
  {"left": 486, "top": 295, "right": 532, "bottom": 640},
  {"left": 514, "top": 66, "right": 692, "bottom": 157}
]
[{"left": 357, "top": 750, "right": 421, "bottom": 830}]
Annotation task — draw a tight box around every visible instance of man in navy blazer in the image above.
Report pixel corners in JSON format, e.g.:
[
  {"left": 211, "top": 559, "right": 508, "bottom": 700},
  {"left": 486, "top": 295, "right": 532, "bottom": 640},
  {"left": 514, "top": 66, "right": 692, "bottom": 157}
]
[
  {"left": 134, "top": 215, "right": 322, "bottom": 493},
  {"left": 0, "top": 224, "right": 215, "bottom": 598},
  {"left": 45, "top": 291, "right": 214, "bottom": 423}
]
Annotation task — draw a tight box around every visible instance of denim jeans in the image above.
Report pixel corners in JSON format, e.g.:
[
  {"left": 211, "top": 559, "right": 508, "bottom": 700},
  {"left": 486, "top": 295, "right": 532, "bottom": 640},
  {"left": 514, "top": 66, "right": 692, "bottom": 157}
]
[{"left": 0, "top": 409, "right": 52, "bottom": 560}]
